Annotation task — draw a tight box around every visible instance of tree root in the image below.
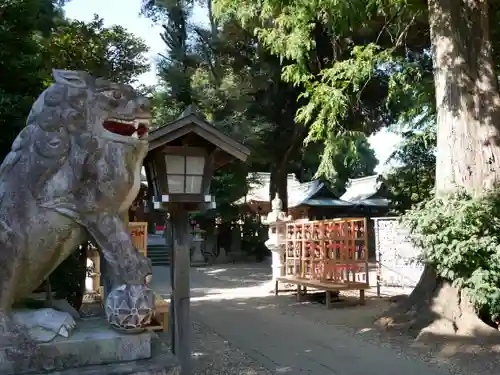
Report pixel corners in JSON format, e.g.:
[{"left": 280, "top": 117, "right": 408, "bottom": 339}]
[{"left": 376, "top": 266, "right": 500, "bottom": 342}]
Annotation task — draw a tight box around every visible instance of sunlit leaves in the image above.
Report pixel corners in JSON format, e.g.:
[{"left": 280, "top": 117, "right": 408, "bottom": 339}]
[
  {"left": 296, "top": 44, "right": 392, "bottom": 145},
  {"left": 214, "top": 0, "right": 432, "bottom": 155},
  {"left": 0, "top": 0, "right": 60, "bottom": 159},
  {"left": 0, "top": 1, "right": 150, "bottom": 160},
  {"left": 44, "top": 15, "right": 149, "bottom": 84},
  {"left": 312, "top": 133, "right": 377, "bottom": 193}
]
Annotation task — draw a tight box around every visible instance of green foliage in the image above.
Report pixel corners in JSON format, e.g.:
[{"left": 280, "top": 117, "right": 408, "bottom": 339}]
[
  {"left": 152, "top": 0, "right": 198, "bottom": 115},
  {"left": 295, "top": 45, "right": 392, "bottom": 143},
  {"left": 210, "top": 163, "right": 249, "bottom": 206},
  {"left": 296, "top": 134, "right": 378, "bottom": 194},
  {"left": 149, "top": 0, "right": 388, "bottom": 215},
  {"left": 148, "top": 0, "right": 306, "bottom": 209},
  {"left": 149, "top": 89, "right": 185, "bottom": 128},
  {"left": 213, "top": 0, "right": 433, "bottom": 161},
  {"left": 0, "top": 0, "right": 55, "bottom": 159},
  {"left": 403, "top": 190, "right": 500, "bottom": 321},
  {"left": 0, "top": 2, "right": 149, "bottom": 161},
  {"left": 384, "top": 126, "right": 436, "bottom": 212},
  {"left": 43, "top": 14, "right": 149, "bottom": 84},
  {"left": 386, "top": 55, "right": 435, "bottom": 126}
]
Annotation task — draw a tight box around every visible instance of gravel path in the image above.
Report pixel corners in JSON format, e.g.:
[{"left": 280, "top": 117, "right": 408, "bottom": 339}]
[
  {"left": 190, "top": 321, "right": 272, "bottom": 375},
  {"left": 157, "top": 320, "right": 272, "bottom": 375}
]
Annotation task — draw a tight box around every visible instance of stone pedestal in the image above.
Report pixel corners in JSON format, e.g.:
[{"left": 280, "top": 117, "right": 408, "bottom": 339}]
[
  {"left": 269, "top": 246, "right": 283, "bottom": 281},
  {"left": 190, "top": 227, "right": 206, "bottom": 266},
  {"left": 0, "top": 318, "right": 179, "bottom": 375},
  {"left": 43, "top": 334, "right": 180, "bottom": 375},
  {"left": 190, "top": 239, "right": 205, "bottom": 266}
]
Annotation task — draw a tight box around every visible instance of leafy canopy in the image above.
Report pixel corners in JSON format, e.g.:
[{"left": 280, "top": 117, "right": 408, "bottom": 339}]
[
  {"left": 298, "top": 134, "right": 378, "bottom": 194},
  {"left": 0, "top": 0, "right": 57, "bottom": 159},
  {"left": 384, "top": 126, "right": 436, "bottom": 212},
  {"left": 213, "top": 0, "right": 431, "bottom": 177},
  {"left": 44, "top": 15, "right": 150, "bottom": 84}
]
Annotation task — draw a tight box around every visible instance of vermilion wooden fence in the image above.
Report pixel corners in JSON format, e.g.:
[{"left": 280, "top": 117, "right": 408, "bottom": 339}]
[
  {"left": 284, "top": 218, "right": 369, "bottom": 288},
  {"left": 128, "top": 221, "right": 148, "bottom": 257}
]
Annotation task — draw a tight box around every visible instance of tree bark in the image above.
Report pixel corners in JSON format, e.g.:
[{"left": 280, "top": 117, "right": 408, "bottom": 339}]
[
  {"left": 431, "top": 0, "right": 500, "bottom": 194},
  {"left": 379, "top": 0, "right": 500, "bottom": 337},
  {"left": 269, "top": 112, "right": 306, "bottom": 211},
  {"left": 270, "top": 167, "right": 288, "bottom": 210}
]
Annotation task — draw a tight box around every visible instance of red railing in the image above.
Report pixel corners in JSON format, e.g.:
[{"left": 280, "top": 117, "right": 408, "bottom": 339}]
[{"left": 284, "top": 218, "right": 369, "bottom": 286}]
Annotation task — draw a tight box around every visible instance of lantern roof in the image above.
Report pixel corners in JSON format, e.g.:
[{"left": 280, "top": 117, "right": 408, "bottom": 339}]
[{"left": 148, "top": 105, "right": 250, "bottom": 167}]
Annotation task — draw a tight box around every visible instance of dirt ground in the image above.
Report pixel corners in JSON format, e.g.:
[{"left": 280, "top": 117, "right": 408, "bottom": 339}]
[
  {"left": 190, "top": 263, "right": 500, "bottom": 374},
  {"left": 293, "top": 288, "right": 500, "bottom": 374}
]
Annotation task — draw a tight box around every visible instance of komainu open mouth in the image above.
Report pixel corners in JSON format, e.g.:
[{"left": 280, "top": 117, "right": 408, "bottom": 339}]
[{"left": 103, "top": 118, "right": 149, "bottom": 139}]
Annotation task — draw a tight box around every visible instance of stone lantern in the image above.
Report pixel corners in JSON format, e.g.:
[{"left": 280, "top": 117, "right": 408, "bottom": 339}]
[
  {"left": 261, "top": 194, "right": 292, "bottom": 286},
  {"left": 190, "top": 224, "right": 206, "bottom": 265}
]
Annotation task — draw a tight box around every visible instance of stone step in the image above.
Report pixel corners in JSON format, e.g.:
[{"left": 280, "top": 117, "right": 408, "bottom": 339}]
[{"left": 147, "top": 245, "right": 170, "bottom": 266}]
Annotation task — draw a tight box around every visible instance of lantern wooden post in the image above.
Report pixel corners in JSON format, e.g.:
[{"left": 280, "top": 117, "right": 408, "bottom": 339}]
[{"left": 169, "top": 205, "right": 190, "bottom": 369}]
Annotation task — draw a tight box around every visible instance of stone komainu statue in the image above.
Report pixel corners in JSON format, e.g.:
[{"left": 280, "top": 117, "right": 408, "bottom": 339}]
[{"left": 0, "top": 70, "right": 154, "bottom": 342}]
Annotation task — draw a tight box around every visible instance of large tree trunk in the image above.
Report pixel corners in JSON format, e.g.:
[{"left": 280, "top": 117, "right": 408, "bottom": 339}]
[
  {"left": 378, "top": 0, "right": 500, "bottom": 338},
  {"left": 432, "top": 0, "right": 500, "bottom": 193},
  {"left": 269, "top": 114, "right": 306, "bottom": 211}
]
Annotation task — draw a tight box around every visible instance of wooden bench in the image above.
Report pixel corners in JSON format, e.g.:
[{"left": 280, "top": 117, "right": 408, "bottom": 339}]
[
  {"left": 275, "top": 276, "right": 368, "bottom": 308},
  {"left": 146, "top": 295, "right": 169, "bottom": 332}
]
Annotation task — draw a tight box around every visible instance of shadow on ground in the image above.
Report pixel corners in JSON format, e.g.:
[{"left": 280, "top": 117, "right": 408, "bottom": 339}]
[
  {"left": 195, "top": 264, "right": 272, "bottom": 288},
  {"left": 190, "top": 283, "right": 500, "bottom": 375},
  {"left": 152, "top": 263, "right": 500, "bottom": 374}
]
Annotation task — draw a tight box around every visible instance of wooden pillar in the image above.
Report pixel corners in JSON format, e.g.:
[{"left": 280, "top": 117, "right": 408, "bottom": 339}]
[{"left": 170, "top": 205, "right": 191, "bottom": 375}]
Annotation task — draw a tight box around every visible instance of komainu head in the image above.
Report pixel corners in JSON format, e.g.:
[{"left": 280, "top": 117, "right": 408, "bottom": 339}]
[
  {"left": 10, "top": 69, "right": 153, "bottom": 210},
  {"left": 29, "top": 69, "right": 151, "bottom": 144}
]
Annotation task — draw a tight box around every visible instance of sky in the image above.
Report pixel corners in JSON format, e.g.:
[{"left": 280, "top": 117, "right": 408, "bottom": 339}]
[{"left": 64, "top": 0, "right": 402, "bottom": 172}]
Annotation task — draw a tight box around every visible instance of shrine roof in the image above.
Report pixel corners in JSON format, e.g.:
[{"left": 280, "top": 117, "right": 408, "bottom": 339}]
[
  {"left": 340, "top": 175, "right": 390, "bottom": 206},
  {"left": 148, "top": 105, "right": 250, "bottom": 164},
  {"left": 234, "top": 173, "right": 350, "bottom": 208}
]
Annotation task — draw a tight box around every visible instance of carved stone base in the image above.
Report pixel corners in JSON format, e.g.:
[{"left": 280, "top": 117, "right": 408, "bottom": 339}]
[
  {"left": 0, "top": 318, "right": 153, "bottom": 374},
  {"left": 191, "top": 242, "right": 206, "bottom": 266},
  {"left": 33, "top": 333, "right": 180, "bottom": 375}
]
